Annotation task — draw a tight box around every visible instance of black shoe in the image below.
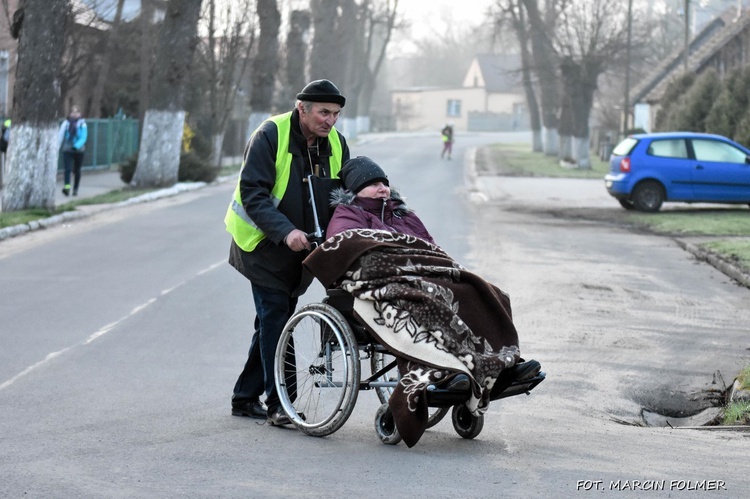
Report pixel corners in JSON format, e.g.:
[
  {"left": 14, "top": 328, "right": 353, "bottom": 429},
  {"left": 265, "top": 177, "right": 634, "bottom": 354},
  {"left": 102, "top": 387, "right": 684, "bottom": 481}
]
[
  {"left": 267, "top": 406, "right": 292, "bottom": 426},
  {"left": 231, "top": 400, "right": 266, "bottom": 419},
  {"left": 62, "top": 187, "right": 70, "bottom": 196},
  {"left": 72, "top": 190, "right": 78, "bottom": 196},
  {"left": 511, "top": 360, "right": 541, "bottom": 381},
  {"left": 445, "top": 374, "right": 471, "bottom": 391}
]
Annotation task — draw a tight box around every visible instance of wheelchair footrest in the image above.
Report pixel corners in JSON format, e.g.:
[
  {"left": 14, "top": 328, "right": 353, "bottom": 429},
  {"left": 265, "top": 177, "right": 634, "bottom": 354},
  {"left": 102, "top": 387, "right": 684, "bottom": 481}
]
[
  {"left": 490, "top": 372, "right": 546, "bottom": 401},
  {"left": 425, "top": 386, "right": 471, "bottom": 407}
]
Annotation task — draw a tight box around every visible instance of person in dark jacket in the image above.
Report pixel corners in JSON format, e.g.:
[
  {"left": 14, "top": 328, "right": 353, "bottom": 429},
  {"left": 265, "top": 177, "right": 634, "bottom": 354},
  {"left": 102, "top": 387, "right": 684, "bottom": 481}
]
[
  {"left": 224, "top": 79, "right": 350, "bottom": 426},
  {"left": 326, "top": 156, "right": 435, "bottom": 244}
]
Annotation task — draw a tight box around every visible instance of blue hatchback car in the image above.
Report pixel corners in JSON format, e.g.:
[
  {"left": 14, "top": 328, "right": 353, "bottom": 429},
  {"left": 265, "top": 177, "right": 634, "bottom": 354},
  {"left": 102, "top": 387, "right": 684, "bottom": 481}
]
[{"left": 605, "top": 132, "right": 750, "bottom": 212}]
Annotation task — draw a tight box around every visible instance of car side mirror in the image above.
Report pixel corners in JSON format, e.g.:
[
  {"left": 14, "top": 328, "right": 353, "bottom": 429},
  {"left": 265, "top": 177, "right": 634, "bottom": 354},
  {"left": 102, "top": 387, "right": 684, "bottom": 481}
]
[{"left": 746, "top": 156, "right": 750, "bottom": 165}]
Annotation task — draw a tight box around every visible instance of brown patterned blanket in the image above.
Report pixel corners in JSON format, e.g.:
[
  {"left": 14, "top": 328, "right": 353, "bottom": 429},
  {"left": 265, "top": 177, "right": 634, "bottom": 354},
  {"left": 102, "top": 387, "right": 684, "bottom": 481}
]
[{"left": 303, "top": 229, "right": 520, "bottom": 447}]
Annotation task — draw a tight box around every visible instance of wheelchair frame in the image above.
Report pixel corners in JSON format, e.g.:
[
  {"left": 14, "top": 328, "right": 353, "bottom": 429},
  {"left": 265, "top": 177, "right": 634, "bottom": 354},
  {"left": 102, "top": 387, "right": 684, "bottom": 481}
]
[
  {"left": 274, "top": 289, "right": 545, "bottom": 444},
  {"left": 272, "top": 175, "right": 545, "bottom": 444}
]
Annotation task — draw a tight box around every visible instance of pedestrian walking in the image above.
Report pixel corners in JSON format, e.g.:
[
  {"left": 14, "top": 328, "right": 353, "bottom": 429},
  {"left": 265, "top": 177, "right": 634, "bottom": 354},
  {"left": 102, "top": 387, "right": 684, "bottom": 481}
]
[
  {"left": 59, "top": 105, "right": 88, "bottom": 196},
  {"left": 441, "top": 123, "right": 454, "bottom": 160}
]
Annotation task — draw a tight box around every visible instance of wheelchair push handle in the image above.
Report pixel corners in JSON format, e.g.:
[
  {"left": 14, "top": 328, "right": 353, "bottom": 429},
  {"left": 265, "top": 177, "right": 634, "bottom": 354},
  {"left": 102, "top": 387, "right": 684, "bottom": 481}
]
[{"left": 306, "top": 230, "right": 324, "bottom": 249}]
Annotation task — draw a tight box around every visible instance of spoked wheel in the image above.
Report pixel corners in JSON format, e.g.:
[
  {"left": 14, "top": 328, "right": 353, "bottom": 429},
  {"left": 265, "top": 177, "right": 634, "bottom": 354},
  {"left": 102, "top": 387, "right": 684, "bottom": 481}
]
[
  {"left": 374, "top": 403, "right": 402, "bottom": 445},
  {"left": 451, "top": 404, "right": 484, "bottom": 439},
  {"left": 275, "top": 303, "right": 360, "bottom": 437},
  {"left": 370, "top": 351, "right": 449, "bottom": 428}
]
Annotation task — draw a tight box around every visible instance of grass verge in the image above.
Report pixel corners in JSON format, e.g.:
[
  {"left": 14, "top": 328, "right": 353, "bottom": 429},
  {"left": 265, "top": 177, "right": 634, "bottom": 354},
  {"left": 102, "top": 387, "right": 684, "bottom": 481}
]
[
  {"left": 485, "top": 143, "right": 750, "bottom": 276},
  {"left": 722, "top": 363, "right": 750, "bottom": 425}
]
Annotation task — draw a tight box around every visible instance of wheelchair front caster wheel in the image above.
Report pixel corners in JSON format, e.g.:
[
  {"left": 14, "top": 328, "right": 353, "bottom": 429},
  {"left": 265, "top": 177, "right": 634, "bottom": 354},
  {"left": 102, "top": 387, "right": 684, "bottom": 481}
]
[
  {"left": 374, "top": 403, "right": 402, "bottom": 445},
  {"left": 452, "top": 404, "right": 484, "bottom": 439}
]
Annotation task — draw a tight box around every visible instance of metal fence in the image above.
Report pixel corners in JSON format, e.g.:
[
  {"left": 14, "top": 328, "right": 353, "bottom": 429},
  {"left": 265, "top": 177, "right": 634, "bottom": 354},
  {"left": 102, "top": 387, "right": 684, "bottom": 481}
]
[{"left": 58, "top": 118, "right": 140, "bottom": 172}]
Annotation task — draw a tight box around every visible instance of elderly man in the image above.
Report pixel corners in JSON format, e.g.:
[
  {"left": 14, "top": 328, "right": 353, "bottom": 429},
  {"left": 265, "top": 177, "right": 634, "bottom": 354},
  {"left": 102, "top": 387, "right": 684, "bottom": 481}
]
[{"left": 225, "top": 80, "right": 351, "bottom": 425}]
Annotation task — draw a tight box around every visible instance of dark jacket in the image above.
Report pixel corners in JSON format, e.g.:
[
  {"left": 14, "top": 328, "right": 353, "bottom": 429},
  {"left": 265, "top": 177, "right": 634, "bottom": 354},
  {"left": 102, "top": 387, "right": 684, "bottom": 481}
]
[
  {"left": 228, "top": 109, "right": 350, "bottom": 295},
  {"left": 326, "top": 187, "right": 435, "bottom": 245}
]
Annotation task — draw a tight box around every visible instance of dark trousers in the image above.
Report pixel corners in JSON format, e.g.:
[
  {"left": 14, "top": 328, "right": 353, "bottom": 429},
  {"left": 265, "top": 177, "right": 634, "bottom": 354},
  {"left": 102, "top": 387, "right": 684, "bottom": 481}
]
[
  {"left": 63, "top": 151, "right": 84, "bottom": 192},
  {"left": 233, "top": 283, "right": 298, "bottom": 412},
  {"left": 441, "top": 141, "right": 452, "bottom": 158}
]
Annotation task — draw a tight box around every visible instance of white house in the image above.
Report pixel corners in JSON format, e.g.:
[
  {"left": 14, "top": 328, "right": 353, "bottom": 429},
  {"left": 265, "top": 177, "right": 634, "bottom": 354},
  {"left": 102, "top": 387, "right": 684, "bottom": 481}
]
[{"left": 390, "top": 54, "right": 528, "bottom": 132}]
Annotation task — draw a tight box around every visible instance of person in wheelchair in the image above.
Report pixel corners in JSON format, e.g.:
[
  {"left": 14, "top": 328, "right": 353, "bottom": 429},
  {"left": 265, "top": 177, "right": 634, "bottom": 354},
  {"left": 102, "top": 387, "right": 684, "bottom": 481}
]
[
  {"left": 303, "top": 156, "right": 540, "bottom": 447},
  {"left": 325, "top": 156, "right": 435, "bottom": 245}
]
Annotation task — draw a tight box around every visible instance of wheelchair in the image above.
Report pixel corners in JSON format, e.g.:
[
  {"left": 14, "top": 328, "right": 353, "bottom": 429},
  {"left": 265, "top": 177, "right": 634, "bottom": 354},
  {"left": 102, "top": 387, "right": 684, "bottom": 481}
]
[{"left": 270, "top": 175, "right": 545, "bottom": 445}]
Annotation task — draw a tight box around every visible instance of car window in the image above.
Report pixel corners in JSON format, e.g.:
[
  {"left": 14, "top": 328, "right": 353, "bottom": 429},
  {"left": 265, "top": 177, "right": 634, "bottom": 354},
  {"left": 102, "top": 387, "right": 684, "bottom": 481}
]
[
  {"left": 646, "top": 139, "right": 688, "bottom": 159},
  {"left": 691, "top": 139, "right": 748, "bottom": 164},
  {"left": 612, "top": 137, "right": 638, "bottom": 156}
]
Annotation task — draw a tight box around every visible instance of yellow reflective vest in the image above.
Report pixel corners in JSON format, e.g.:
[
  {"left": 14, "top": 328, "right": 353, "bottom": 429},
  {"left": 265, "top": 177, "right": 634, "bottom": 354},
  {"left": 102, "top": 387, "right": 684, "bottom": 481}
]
[{"left": 225, "top": 111, "right": 343, "bottom": 252}]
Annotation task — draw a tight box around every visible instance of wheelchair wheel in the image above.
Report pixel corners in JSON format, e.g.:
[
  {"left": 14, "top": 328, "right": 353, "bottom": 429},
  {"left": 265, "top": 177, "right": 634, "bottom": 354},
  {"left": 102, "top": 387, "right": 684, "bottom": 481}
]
[
  {"left": 370, "top": 351, "right": 449, "bottom": 428},
  {"left": 374, "top": 403, "right": 402, "bottom": 445},
  {"left": 275, "top": 303, "right": 360, "bottom": 437},
  {"left": 451, "top": 404, "right": 484, "bottom": 439}
]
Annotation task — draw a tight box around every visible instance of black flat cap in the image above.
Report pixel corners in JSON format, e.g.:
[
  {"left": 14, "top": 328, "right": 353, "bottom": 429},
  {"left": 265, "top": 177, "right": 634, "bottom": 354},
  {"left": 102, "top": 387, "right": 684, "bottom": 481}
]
[{"left": 296, "top": 79, "right": 346, "bottom": 107}]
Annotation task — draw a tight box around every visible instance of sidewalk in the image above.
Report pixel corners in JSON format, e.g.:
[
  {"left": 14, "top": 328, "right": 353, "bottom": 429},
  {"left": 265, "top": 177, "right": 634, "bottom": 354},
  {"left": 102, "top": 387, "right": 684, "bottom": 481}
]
[
  {"left": 55, "top": 167, "right": 128, "bottom": 205},
  {"left": 1, "top": 168, "right": 219, "bottom": 241}
]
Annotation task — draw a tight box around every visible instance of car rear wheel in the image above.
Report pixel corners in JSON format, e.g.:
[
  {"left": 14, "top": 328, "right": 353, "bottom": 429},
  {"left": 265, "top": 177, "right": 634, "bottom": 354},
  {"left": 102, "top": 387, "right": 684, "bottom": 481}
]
[
  {"left": 618, "top": 199, "right": 635, "bottom": 210},
  {"left": 632, "top": 181, "right": 665, "bottom": 212}
]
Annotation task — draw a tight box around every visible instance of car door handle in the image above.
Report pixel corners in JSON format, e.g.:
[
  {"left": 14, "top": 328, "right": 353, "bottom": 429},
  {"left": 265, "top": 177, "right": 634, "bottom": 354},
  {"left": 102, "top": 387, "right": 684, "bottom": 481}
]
[{"left": 695, "top": 165, "right": 704, "bottom": 170}]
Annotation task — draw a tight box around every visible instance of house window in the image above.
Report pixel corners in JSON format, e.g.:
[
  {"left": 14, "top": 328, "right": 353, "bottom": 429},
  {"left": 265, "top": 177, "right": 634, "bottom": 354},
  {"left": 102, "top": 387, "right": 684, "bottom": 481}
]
[{"left": 447, "top": 100, "right": 461, "bottom": 117}]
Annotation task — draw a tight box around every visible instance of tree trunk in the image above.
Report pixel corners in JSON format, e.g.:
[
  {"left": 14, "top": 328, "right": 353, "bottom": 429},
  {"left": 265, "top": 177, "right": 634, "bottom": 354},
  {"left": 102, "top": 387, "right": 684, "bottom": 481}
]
[
  {"left": 89, "top": 0, "right": 126, "bottom": 118},
  {"left": 138, "top": 0, "right": 155, "bottom": 125},
  {"left": 310, "top": 0, "right": 342, "bottom": 82},
  {"left": 339, "top": 0, "right": 360, "bottom": 138},
  {"left": 1, "top": 0, "right": 68, "bottom": 212},
  {"left": 210, "top": 131, "right": 224, "bottom": 169},
  {"left": 284, "top": 10, "right": 310, "bottom": 103},
  {"left": 133, "top": 0, "right": 203, "bottom": 188},
  {"left": 357, "top": 0, "right": 398, "bottom": 135},
  {"left": 560, "top": 56, "right": 598, "bottom": 169},
  {"left": 522, "top": 0, "right": 559, "bottom": 156},
  {"left": 250, "top": 0, "right": 280, "bottom": 115},
  {"left": 508, "top": 1, "right": 542, "bottom": 152}
]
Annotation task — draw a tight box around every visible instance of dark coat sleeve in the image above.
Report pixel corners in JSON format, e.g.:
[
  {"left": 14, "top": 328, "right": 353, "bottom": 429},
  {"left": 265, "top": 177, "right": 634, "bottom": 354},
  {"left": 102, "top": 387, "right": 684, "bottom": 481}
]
[{"left": 239, "top": 122, "right": 296, "bottom": 245}]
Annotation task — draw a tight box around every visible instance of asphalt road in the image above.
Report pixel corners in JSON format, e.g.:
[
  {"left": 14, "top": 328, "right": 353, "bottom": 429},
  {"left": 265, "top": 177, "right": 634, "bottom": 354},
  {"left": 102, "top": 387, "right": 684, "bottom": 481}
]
[{"left": 1, "top": 131, "right": 749, "bottom": 497}]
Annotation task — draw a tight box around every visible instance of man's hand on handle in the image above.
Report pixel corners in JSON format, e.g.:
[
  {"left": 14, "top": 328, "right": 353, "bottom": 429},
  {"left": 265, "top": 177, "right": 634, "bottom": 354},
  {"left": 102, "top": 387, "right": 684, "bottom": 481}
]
[{"left": 284, "top": 229, "right": 312, "bottom": 252}]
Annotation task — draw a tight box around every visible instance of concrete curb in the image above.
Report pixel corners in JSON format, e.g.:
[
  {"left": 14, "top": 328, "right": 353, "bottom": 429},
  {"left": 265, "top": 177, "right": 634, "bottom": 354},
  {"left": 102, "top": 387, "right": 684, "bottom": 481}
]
[
  {"left": 0, "top": 175, "right": 236, "bottom": 242},
  {"left": 675, "top": 239, "right": 750, "bottom": 289}
]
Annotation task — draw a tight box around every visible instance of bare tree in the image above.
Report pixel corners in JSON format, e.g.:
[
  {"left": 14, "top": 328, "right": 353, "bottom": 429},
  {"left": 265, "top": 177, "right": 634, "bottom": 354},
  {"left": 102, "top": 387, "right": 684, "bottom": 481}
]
[
  {"left": 554, "top": 1, "right": 628, "bottom": 168},
  {"left": 200, "top": 0, "right": 255, "bottom": 167},
  {"left": 281, "top": 9, "right": 310, "bottom": 104},
  {"left": 247, "top": 0, "right": 279, "bottom": 131},
  {"left": 132, "top": 0, "right": 203, "bottom": 188},
  {"left": 353, "top": 0, "right": 399, "bottom": 135},
  {"left": 491, "top": 0, "right": 543, "bottom": 152},
  {"left": 310, "top": 0, "right": 345, "bottom": 83},
  {"left": 521, "top": 0, "right": 565, "bottom": 156},
  {"left": 1, "top": 0, "right": 68, "bottom": 211}
]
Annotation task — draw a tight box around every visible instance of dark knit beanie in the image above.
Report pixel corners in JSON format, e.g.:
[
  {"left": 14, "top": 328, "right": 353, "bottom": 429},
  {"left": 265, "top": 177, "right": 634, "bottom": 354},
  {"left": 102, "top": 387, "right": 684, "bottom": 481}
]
[
  {"left": 340, "top": 156, "right": 389, "bottom": 193},
  {"left": 296, "top": 79, "right": 346, "bottom": 107}
]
